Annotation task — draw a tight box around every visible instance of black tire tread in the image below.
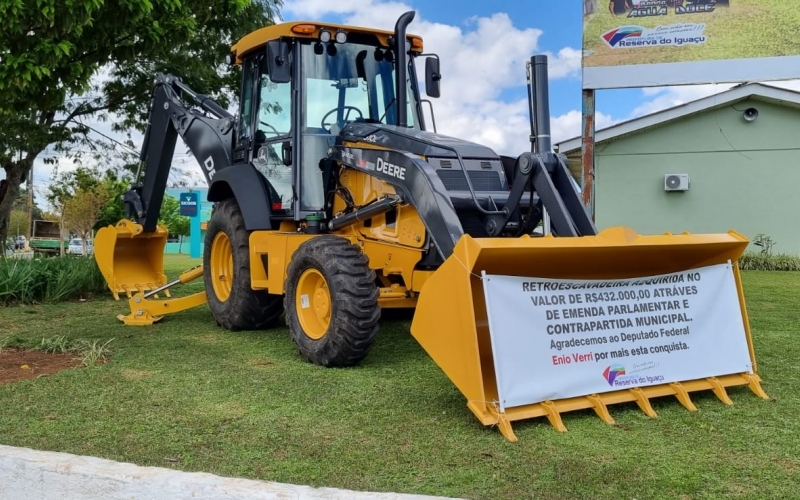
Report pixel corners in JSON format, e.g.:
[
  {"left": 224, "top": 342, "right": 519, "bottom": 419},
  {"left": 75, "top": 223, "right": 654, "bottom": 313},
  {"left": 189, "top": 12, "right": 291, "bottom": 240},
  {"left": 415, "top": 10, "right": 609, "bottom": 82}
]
[
  {"left": 203, "top": 199, "right": 283, "bottom": 331},
  {"left": 284, "top": 235, "right": 380, "bottom": 367}
]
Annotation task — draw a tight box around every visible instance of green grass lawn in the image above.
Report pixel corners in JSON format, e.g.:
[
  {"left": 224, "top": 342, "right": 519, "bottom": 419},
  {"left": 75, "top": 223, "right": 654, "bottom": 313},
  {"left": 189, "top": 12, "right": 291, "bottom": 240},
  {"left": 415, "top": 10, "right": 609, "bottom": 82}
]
[{"left": 1, "top": 254, "right": 799, "bottom": 499}]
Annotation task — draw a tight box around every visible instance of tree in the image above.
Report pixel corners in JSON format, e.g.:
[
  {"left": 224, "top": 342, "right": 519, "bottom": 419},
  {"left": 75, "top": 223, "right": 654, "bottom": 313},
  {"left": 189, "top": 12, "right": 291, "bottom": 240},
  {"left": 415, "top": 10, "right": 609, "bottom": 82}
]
[
  {"left": 12, "top": 186, "right": 42, "bottom": 219},
  {"left": 0, "top": 0, "right": 282, "bottom": 247},
  {"left": 95, "top": 170, "right": 134, "bottom": 230},
  {"left": 46, "top": 166, "right": 106, "bottom": 256},
  {"left": 9, "top": 210, "right": 28, "bottom": 240},
  {"left": 64, "top": 186, "right": 111, "bottom": 255},
  {"left": 7, "top": 186, "right": 42, "bottom": 240},
  {"left": 159, "top": 195, "right": 192, "bottom": 253}
]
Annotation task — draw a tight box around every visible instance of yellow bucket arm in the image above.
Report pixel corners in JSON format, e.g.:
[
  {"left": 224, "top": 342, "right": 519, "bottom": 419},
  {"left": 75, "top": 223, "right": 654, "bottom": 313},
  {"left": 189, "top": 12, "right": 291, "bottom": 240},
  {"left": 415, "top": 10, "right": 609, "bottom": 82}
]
[{"left": 118, "top": 265, "right": 207, "bottom": 326}]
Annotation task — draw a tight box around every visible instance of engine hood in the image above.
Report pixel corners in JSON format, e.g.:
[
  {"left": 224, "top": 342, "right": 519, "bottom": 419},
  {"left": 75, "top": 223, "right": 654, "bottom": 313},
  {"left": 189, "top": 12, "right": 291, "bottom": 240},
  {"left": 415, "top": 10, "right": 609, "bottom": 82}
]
[{"left": 338, "top": 122, "right": 500, "bottom": 159}]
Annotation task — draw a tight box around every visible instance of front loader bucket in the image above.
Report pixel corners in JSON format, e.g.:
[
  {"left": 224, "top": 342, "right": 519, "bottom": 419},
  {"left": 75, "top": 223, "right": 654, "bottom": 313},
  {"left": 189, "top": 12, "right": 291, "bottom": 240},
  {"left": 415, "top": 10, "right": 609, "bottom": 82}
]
[
  {"left": 411, "top": 226, "right": 768, "bottom": 442},
  {"left": 94, "top": 219, "right": 169, "bottom": 300}
]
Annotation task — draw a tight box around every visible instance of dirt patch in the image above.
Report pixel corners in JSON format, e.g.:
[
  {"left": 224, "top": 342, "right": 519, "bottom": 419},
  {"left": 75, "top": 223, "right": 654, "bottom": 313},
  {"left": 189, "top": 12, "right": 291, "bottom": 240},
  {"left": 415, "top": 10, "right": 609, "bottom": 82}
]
[{"left": 0, "top": 348, "right": 83, "bottom": 385}]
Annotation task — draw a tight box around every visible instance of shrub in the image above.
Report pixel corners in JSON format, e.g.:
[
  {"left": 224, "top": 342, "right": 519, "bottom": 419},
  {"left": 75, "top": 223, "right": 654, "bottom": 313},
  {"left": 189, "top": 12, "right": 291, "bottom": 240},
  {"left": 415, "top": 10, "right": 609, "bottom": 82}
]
[
  {"left": 739, "top": 252, "right": 800, "bottom": 272},
  {"left": 74, "top": 338, "right": 115, "bottom": 367},
  {"left": 9, "top": 335, "right": 115, "bottom": 367},
  {"left": 0, "top": 256, "right": 107, "bottom": 305},
  {"left": 752, "top": 234, "right": 777, "bottom": 256}
]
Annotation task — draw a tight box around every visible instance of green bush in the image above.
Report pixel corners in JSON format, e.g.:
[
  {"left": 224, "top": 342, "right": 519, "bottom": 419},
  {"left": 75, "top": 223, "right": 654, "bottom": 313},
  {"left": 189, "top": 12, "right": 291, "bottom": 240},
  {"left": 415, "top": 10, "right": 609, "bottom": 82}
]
[
  {"left": 739, "top": 252, "right": 800, "bottom": 271},
  {"left": 0, "top": 256, "right": 107, "bottom": 305}
]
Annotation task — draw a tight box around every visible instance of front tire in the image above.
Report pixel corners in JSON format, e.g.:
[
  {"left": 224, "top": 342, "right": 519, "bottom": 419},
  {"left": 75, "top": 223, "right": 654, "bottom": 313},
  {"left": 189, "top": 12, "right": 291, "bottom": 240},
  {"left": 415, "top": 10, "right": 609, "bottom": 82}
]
[
  {"left": 284, "top": 235, "right": 380, "bottom": 367},
  {"left": 203, "top": 198, "right": 283, "bottom": 330}
]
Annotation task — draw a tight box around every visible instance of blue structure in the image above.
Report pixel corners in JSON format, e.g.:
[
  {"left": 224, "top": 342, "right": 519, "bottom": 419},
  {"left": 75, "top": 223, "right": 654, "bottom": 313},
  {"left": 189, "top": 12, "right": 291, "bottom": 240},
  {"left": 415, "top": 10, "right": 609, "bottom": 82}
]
[{"left": 165, "top": 188, "right": 212, "bottom": 255}]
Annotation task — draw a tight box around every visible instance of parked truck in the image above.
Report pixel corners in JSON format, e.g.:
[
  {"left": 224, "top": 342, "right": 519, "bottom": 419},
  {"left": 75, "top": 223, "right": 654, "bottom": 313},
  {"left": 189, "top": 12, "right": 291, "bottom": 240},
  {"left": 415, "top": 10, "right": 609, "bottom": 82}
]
[{"left": 28, "top": 220, "right": 64, "bottom": 255}]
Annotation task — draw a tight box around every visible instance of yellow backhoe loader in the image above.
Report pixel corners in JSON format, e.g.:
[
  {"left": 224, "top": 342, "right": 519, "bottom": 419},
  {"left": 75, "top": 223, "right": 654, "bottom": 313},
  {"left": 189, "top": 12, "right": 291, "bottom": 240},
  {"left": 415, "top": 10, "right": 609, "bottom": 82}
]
[{"left": 95, "top": 11, "right": 768, "bottom": 441}]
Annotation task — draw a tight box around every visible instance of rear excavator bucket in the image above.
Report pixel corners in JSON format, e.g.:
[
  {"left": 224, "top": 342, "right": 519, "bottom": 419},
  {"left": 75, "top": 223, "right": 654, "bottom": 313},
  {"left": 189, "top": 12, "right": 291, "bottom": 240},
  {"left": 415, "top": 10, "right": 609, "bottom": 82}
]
[
  {"left": 94, "top": 219, "right": 170, "bottom": 300},
  {"left": 411, "top": 226, "right": 769, "bottom": 442}
]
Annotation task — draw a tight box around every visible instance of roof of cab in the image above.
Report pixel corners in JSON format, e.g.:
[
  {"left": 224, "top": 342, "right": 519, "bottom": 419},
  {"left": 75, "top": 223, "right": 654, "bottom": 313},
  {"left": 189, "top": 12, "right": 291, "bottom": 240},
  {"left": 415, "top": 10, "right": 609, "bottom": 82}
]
[{"left": 231, "top": 21, "right": 423, "bottom": 63}]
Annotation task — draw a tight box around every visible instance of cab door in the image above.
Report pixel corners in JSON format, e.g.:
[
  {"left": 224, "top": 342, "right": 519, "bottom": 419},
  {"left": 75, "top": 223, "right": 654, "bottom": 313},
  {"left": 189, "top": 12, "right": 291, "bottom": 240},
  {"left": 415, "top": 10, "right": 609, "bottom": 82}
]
[{"left": 252, "top": 54, "right": 295, "bottom": 217}]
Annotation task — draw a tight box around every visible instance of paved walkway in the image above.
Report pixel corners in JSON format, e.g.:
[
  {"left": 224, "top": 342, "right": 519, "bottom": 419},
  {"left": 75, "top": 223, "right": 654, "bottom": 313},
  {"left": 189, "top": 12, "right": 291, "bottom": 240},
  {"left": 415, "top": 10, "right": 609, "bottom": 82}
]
[{"left": 0, "top": 445, "right": 462, "bottom": 500}]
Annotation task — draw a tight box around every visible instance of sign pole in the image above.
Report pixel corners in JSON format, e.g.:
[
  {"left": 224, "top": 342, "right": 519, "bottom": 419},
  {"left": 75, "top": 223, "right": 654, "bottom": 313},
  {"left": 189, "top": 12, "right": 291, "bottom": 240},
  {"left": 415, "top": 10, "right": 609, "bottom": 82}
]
[
  {"left": 581, "top": 88, "right": 596, "bottom": 223},
  {"left": 190, "top": 215, "right": 201, "bottom": 258},
  {"left": 179, "top": 191, "right": 201, "bottom": 259}
]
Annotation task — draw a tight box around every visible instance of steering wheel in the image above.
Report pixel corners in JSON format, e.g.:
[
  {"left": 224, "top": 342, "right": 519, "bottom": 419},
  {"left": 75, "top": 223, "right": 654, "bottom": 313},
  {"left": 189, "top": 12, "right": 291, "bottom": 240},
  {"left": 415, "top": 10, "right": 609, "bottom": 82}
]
[{"left": 321, "top": 106, "right": 363, "bottom": 133}]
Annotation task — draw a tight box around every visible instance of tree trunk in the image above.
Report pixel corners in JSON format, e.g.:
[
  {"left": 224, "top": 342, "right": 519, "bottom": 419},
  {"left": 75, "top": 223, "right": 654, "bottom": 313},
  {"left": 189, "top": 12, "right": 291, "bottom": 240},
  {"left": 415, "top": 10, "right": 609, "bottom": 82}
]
[
  {"left": 59, "top": 211, "right": 66, "bottom": 257},
  {"left": 0, "top": 159, "right": 30, "bottom": 250}
]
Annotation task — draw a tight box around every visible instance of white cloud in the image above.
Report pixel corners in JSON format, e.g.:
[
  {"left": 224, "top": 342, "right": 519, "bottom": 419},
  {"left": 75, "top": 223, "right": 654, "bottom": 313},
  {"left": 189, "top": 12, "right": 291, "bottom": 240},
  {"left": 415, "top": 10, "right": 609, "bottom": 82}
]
[
  {"left": 630, "top": 78, "right": 800, "bottom": 119},
  {"left": 550, "top": 109, "right": 618, "bottom": 147},
  {"left": 6, "top": 0, "right": 587, "bottom": 207},
  {"left": 285, "top": 0, "right": 582, "bottom": 155},
  {"left": 630, "top": 83, "right": 738, "bottom": 117},
  {"left": 545, "top": 47, "right": 582, "bottom": 80}
]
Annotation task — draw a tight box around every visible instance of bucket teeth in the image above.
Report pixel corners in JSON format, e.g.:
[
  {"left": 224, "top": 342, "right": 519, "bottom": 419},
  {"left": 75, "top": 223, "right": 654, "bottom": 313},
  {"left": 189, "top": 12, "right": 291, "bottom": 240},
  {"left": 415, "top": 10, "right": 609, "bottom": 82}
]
[
  {"left": 587, "top": 394, "right": 615, "bottom": 426},
  {"left": 410, "top": 228, "right": 768, "bottom": 441}
]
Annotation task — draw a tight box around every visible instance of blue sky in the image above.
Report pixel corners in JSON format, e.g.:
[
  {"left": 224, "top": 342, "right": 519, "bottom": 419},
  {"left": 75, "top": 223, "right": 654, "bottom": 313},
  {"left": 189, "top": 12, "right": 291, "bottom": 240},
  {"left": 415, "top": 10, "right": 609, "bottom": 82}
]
[
  {"left": 15, "top": 0, "right": 800, "bottom": 204},
  {"left": 279, "top": 0, "right": 672, "bottom": 152},
  {"left": 280, "top": 0, "right": 800, "bottom": 155},
  {"left": 390, "top": 0, "right": 642, "bottom": 119}
]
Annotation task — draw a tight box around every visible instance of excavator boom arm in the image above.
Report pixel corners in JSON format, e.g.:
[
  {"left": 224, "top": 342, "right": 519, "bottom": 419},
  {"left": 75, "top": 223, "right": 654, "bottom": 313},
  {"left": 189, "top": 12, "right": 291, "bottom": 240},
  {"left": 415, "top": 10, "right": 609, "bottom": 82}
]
[{"left": 127, "top": 74, "right": 236, "bottom": 232}]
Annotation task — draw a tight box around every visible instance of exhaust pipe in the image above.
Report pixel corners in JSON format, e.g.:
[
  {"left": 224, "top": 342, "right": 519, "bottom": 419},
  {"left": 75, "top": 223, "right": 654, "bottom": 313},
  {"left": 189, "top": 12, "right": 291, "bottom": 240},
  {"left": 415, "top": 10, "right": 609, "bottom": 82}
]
[
  {"left": 394, "top": 11, "right": 415, "bottom": 128},
  {"left": 528, "top": 55, "right": 552, "bottom": 154}
]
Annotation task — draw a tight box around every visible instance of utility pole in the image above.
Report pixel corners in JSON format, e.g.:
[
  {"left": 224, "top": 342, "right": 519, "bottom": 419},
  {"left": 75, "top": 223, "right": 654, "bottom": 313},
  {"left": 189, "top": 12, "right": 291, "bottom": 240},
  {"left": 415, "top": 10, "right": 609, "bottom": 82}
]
[{"left": 26, "top": 158, "right": 33, "bottom": 239}]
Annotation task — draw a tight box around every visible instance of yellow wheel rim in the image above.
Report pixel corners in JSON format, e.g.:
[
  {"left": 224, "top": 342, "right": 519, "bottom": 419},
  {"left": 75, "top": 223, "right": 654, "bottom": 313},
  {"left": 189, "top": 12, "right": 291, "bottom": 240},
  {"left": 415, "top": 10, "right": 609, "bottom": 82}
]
[
  {"left": 210, "top": 232, "right": 234, "bottom": 302},
  {"left": 296, "top": 268, "right": 331, "bottom": 340}
]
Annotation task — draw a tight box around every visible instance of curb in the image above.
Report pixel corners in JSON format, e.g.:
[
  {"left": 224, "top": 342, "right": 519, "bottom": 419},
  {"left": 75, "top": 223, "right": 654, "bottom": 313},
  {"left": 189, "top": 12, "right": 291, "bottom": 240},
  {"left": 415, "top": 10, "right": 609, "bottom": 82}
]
[{"left": 0, "top": 445, "right": 462, "bottom": 500}]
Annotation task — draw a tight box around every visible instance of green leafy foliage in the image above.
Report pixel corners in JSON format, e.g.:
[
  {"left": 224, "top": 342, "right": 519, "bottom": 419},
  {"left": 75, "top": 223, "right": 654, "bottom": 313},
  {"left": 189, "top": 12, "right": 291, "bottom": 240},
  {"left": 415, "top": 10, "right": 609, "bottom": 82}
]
[
  {"left": 75, "top": 337, "right": 115, "bottom": 366},
  {"left": 0, "top": 255, "right": 107, "bottom": 305},
  {"left": 739, "top": 253, "right": 800, "bottom": 272},
  {"left": 36, "top": 334, "right": 74, "bottom": 354},
  {"left": 11, "top": 187, "right": 43, "bottom": 220},
  {"left": 159, "top": 194, "right": 191, "bottom": 238},
  {"left": 45, "top": 165, "right": 111, "bottom": 254},
  {"left": 8, "top": 210, "right": 28, "bottom": 238},
  {"left": 0, "top": 0, "right": 283, "bottom": 245},
  {"left": 24, "top": 334, "right": 114, "bottom": 366},
  {"left": 96, "top": 172, "right": 133, "bottom": 229}
]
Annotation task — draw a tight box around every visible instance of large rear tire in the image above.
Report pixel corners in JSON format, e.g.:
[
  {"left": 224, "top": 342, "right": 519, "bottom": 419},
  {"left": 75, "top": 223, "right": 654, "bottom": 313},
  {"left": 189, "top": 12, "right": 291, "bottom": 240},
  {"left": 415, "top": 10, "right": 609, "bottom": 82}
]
[
  {"left": 203, "top": 198, "right": 283, "bottom": 330},
  {"left": 284, "top": 235, "right": 380, "bottom": 367}
]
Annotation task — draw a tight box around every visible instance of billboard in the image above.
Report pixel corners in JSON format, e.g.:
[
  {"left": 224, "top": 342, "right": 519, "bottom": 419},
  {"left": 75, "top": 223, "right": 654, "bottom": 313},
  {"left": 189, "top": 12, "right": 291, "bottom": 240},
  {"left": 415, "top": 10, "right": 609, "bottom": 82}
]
[
  {"left": 179, "top": 192, "right": 198, "bottom": 217},
  {"left": 582, "top": 0, "right": 800, "bottom": 89}
]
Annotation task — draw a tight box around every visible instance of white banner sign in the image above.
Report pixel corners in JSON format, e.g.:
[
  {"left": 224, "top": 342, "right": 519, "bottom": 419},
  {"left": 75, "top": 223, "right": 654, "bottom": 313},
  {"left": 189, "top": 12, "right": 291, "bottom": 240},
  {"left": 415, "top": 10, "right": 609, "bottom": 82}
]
[{"left": 482, "top": 263, "right": 753, "bottom": 412}]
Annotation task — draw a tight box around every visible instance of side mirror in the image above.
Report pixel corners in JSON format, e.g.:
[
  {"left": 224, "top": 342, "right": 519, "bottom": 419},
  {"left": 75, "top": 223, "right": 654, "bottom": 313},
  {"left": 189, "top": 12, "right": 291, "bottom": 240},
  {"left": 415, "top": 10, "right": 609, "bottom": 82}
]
[
  {"left": 425, "top": 56, "right": 441, "bottom": 98},
  {"left": 266, "top": 39, "right": 291, "bottom": 84},
  {"left": 281, "top": 141, "right": 292, "bottom": 166}
]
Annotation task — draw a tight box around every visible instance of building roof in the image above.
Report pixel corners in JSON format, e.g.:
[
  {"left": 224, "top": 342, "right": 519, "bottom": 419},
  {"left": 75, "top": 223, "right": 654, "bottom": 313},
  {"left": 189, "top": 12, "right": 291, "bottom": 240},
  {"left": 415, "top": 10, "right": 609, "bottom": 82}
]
[{"left": 556, "top": 83, "right": 800, "bottom": 155}]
